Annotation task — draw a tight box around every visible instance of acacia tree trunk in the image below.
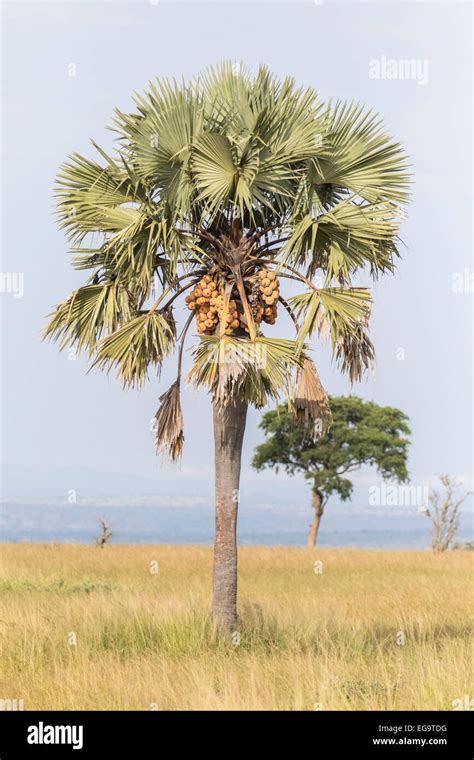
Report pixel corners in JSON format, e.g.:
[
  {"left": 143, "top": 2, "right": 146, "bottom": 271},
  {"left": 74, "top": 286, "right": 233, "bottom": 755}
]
[
  {"left": 307, "top": 486, "right": 324, "bottom": 548},
  {"left": 212, "top": 398, "right": 248, "bottom": 633}
]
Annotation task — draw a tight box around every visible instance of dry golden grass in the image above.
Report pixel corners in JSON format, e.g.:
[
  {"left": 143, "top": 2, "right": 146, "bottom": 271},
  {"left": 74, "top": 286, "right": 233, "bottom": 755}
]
[{"left": 0, "top": 544, "right": 472, "bottom": 710}]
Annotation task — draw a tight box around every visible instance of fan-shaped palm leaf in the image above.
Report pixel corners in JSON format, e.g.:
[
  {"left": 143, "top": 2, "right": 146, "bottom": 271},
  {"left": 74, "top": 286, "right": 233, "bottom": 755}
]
[
  {"left": 43, "top": 283, "right": 134, "bottom": 355},
  {"left": 290, "top": 286, "right": 372, "bottom": 355},
  {"left": 93, "top": 309, "right": 176, "bottom": 386},
  {"left": 189, "top": 335, "right": 304, "bottom": 408}
]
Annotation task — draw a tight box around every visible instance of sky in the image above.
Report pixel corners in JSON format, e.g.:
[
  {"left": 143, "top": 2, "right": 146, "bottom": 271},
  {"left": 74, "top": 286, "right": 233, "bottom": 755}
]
[{"left": 0, "top": 0, "right": 472, "bottom": 518}]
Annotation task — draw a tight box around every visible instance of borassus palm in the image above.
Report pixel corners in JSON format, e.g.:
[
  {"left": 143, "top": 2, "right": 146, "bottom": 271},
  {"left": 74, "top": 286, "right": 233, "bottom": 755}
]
[{"left": 45, "top": 63, "right": 409, "bottom": 632}]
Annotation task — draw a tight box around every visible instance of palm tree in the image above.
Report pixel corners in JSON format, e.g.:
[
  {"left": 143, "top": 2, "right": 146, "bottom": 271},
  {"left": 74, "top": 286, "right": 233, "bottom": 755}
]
[{"left": 44, "top": 63, "right": 409, "bottom": 633}]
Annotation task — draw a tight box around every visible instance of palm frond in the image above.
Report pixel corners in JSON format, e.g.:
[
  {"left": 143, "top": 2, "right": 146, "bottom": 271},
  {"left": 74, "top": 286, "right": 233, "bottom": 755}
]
[
  {"left": 192, "top": 133, "right": 237, "bottom": 215},
  {"left": 283, "top": 198, "right": 401, "bottom": 276},
  {"left": 43, "top": 283, "right": 134, "bottom": 355},
  {"left": 55, "top": 148, "right": 148, "bottom": 241},
  {"left": 93, "top": 309, "right": 176, "bottom": 387},
  {"left": 189, "top": 334, "right": 304, "bottom": 407},
  {"left": 335, "top": 326, "right": 376, "bottom": 383},
  {"left": 316, "top": 100, "right": 411, "bottom": 204},
  {"left": 290, "top": 286, "right": 372, "bottom": 355},
  {"left": 293, "top": 358, "right": 332, "bottom": 437},
  {"left": 113, "top": 80, "right": 204, "bottom": 217},
  {"left": 154, "top": 380, "right": 184, "bottom": 461},
  {"left": 56, "top": 147, "right": 195, "bottom": 298}
]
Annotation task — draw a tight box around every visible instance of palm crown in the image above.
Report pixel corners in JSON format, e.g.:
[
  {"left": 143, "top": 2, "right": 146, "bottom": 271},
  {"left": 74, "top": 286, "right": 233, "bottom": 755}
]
[{"left": 45, "top": 62, "right": 409, "bottom": 459}]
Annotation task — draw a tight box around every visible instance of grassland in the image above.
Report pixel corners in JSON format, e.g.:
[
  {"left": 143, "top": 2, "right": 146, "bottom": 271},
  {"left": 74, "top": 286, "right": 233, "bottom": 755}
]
[{"left": 0, "top": 544, "right": 472, "bottom": 710}]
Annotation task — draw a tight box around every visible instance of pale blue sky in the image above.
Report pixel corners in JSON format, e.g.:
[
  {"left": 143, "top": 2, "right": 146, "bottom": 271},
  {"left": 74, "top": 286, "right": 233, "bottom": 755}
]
[{"left": 1, "top": 1, "right": 472, "bottom": 507}]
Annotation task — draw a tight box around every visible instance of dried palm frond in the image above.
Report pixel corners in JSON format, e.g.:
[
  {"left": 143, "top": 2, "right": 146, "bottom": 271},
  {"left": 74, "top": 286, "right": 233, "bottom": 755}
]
[
  {"left": 154, "top": 380, "right": 184, "bottom": 461},
  {"left": 214, "top": 346, "right": 247, "bottom": 405},
  {"left": 294, "top": 358, "right": 332, "bottom": 438},
  {"left": 335, "top": 327, "right": 375, "bottom": 383}
]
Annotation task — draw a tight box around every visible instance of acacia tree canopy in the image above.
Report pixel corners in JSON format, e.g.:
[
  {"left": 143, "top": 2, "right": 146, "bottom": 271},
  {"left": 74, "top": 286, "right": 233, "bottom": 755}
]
[{"left": 253, "top": 396, "right": 411, "bottom": 501}]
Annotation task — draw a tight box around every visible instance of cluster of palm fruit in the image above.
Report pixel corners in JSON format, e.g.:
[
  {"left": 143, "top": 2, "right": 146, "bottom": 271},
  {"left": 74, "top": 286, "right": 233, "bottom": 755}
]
[
  {"left": 249, "top": 267, "right": 280, "bottom": 326},
  {"left": 185, "top": 268, "right": 280, "bottom": 335},
  {"left": 185, "top": 275, "right": 225, "bottom": 334}
]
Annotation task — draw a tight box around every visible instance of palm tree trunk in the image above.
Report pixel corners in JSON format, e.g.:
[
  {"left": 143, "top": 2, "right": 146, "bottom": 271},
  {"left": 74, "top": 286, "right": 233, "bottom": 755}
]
[
  {"left": 307, "top": 487, "right": 324, "bottom": 548},
  {"left": 212, "top": 398, "right": 248, "bottom": 632}
]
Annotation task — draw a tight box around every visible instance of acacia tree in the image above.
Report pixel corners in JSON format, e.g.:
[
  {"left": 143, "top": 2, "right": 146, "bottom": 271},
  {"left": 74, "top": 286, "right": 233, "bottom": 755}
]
[
  {"left": 44, "top": 63, "right": 409, "bottom": 632},
  {"left": 253, "top": 397, "right": 411, "bottom": 547}
]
